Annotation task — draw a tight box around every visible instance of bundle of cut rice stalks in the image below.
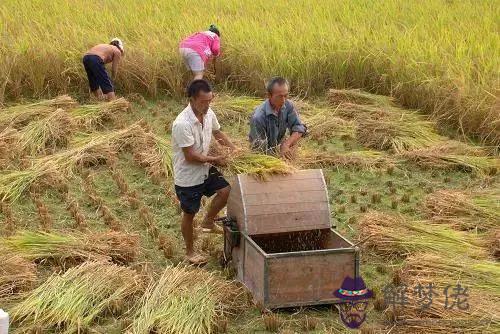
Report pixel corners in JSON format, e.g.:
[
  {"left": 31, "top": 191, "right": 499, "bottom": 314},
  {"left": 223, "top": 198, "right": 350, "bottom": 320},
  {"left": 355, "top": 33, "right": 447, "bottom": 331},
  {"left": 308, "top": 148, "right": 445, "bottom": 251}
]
[
  {"left": 130, "top": 265, "right": 248, "bottom": 334},
  {"left": 334, "top": 102, "right": 444, "bottom": 153},
  {"left": 226, "top": 150, "right": 293, "bottom": 179},
  {"left": 0, "top": 123, "right": 143, "bottom": 201},
  {"left": 0, "top": 108, "right": 74, "bottom": 156},
  {"left": 296, "top": 149, "right": 390, "bottom": 170},
  {"left": 302, "top": 106, "right": 356, "bottom": 141},
  {"left": 423, "top": 190, "right": 499, "bottom": 231},
  {"left": 0, "top": 95, "right": 77, "bottom": 131},
  {"left": 70, "top": 97, "right": 130, "bottom": 129},
  {"left": 357, "top": 117, "right": 444, "bottom": 153},
  {"left": 2, "top": 230, "right": 139, "bottom": 265},
  {"left": 11, "top": 261, "right": 143, "bottom": 333},
  {"left": 357, "top": 211, "right": 489, "bottom": 259},
  {"left": 402, "top": 145, "right": 499, "bottom": 175},
  {"left": 211, "top": 94, "right": 261, "bottom": 124},
  {"left": 327, "top": 89, "right": 394, "bottom": 107},
  {"left": 0, "top": 251, "right": 36, "bottom": 298},
  {"left": 131, "top": 130, "right": 174, "bottom": 180},
  {"left": 395, "top": 252, "right": 500, "bottom": 330}
]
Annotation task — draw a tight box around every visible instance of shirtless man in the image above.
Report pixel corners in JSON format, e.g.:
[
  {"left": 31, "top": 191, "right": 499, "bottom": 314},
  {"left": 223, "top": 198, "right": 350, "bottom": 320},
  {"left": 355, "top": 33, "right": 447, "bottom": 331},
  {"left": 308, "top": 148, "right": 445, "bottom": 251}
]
[{"left": 82, "top": 38, "right": 124, "bottom": 101}]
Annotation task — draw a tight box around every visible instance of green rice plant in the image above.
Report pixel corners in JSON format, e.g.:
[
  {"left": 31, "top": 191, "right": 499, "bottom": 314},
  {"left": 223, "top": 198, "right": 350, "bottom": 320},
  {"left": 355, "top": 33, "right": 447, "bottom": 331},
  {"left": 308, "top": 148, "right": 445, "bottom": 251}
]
[
  {"left": 10, "top": 261, "right": 142, "bottom": 333},
  {"left": 130, "top": 265, "right": 247, "bottom": 334},
  {"left": 358, "top": 211, "right": 489, "bottom": 260},
  {"left": 70, "top": 97, "right": 130, "bottom": 129},
  {"left": 0, "top": 251, "right": 36, "bottom": 298},
  {"left": 2, "top": 230, "right": 139, "bottom": 265},
  {"left": 423, "top": 190, "right": 499, "bottom": 231},
  {"left": 0, "top": 95, "right": 77, "bottom": 130},
  {"left": 212, "top": 94, "right": 261, "bottom": 124}
]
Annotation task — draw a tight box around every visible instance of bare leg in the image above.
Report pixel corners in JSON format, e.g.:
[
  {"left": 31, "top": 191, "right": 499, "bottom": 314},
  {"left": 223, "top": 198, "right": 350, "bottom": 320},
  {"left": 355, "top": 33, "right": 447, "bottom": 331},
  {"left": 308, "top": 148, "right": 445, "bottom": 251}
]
[
  {"left": 181, "top": 212, "right": 196, "bottom": 256},
  {"left": 193, "top": 71, "right": 204, "bottom": 80},
  {"left": 181, "top": 212, "right": 208, "bottom": 264},
  {"left": 202, "top": 186, "right": 230, "bottom": 228},
  {"left": 91, "top": 88, "right": 104, "bottom": 100}
]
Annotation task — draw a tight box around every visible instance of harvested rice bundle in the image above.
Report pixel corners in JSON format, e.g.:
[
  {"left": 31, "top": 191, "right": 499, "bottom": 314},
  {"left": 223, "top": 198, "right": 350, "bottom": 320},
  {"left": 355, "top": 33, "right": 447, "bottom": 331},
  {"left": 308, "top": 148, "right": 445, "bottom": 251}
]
[
  {"left": 303, "top": 106, "right": 356, "bottom": 141},
  {"left": 211, "top": 95, "right": 261, "bottom": 124},
  {"left": 130, "top": 265, "right": 247, "bottom": 334},
  {"left": 225, "top": 151, "right": 294, "bottom": 179},
  {"left": 11, "top": 261, "right": 142, "bottom": 332},
  {"left": 402, "top": 252, "right": 500, "bottom": 295},
  {"left": 402, "top": 146, "right": 499, "bottom": 175},
  {"left": 358, "top": 211, "right": 488, "bottom": 259},
  {"left": 0, "top": 123, "right": 142, "bottom": 202},
  {"left": 70, "top": 98, "right": 130, "bottom": 129},
  {"left": 327, "top": 89, "right": 394, "bottom": 107},
  {"left": 1, "top": 200, "right": 17, "bottom": 235},
  {"left": 423, "top": 190, "right": 499, "bottom": 231},
  {"left": 0, "top": 252, "right": 36, "bottom": 298},
  {"left": 395, "top": 253, "right": 500, "bottom": 329},
  {"left": 2, "top": 230, "right": 139, "bottom": 265},
  {"left": 132, "top": 131, "right": 173, "bottom": 180},
  {"left": 336, "top": 102, "right": 444, "bottom": 153},
  {"left": 296, "top": 149, "right": 389, "bottom": 170},
  {"left": 13, "top": 108, "right": 74, "bottom": 155},
  {"left": 0, "top": 95, "right": 77, "bottom": 130},
  {"left": 356, "top": 116, "right": 443, "bottom": 153}
]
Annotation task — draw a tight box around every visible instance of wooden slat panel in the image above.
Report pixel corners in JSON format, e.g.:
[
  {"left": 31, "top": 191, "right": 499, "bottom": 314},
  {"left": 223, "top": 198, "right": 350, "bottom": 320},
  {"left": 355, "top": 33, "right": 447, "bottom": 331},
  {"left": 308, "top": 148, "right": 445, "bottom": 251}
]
[
  {"left": 241, "top": 178, "right": 325, "bottom": 195},
  {"left": 246, "top": 201, "right": 329, "bottom": 216},
  {"left": 243, "top": 190, "right": 327, "bottom": 206},
  {"left": 243, "top": 236, "right": 265, "bottom": 304},
  {"left": 247, "top": 210, "right": 330, "bottom": 235},
  {"left": 266, "top": 251, "right": 355, "bottom": 306},
  {"left": 240, "top": 169, "right": 323, "bottom": 184}
]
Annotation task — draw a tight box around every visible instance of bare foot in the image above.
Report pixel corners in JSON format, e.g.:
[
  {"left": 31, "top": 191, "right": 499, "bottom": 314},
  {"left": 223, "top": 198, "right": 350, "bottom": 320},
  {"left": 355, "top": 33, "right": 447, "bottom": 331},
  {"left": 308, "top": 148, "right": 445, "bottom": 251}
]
[
  {"left": 185, "top": 253, "right": 208, "bottom": 265},
  {"left": 201, "top": 224, "right": 223, "bottom": 234}
]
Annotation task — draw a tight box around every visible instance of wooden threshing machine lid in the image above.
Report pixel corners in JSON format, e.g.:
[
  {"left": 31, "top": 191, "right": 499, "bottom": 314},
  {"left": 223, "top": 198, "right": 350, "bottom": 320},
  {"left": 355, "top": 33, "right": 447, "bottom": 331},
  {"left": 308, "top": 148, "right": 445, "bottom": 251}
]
[{"left": 226, "top": 169, "right": 331, "bottom": 235}]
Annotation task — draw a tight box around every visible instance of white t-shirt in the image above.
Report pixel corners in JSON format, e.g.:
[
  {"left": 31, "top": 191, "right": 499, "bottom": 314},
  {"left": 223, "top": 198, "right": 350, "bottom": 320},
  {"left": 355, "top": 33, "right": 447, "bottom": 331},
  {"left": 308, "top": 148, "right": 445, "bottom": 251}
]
[{"left": 171, "top": 104, "right": 221, "bottom": 187}]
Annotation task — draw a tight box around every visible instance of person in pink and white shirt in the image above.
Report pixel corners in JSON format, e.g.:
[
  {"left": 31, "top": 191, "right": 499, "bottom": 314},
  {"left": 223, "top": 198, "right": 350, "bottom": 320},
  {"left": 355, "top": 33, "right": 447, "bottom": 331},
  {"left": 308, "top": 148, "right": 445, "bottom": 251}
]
[{"left": 179, "top": 25, "right": 221, "bottom": 80}]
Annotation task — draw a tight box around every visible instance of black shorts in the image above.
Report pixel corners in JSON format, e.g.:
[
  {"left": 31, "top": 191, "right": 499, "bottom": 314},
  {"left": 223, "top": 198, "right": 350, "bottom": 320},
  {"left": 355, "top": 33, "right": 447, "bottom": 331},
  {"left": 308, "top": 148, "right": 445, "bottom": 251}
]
[
  {"left": 82, "top": 54, "right": 114, "bottom": 94},
  {"left": 175, "top": 167, "right": 230, "bottom": 214}
]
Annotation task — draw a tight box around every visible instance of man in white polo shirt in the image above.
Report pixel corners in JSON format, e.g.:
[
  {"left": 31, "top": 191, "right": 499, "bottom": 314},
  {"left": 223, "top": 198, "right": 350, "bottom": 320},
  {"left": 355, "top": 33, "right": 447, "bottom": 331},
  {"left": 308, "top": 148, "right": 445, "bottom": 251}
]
[{"left": 172, "top": 79, "right": 236, "bottom": 264}]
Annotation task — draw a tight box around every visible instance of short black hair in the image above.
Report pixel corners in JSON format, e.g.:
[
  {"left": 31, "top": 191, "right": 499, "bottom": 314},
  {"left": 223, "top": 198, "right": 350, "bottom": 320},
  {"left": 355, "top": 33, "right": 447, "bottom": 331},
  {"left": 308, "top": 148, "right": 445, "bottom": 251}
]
[
  {"left": 209, "top": 24, "right": 220, "bottom": 37},
  {"left": 187, "top": 79, "right": 212, "bottom": 98},
  {"left": 266, "top": 76, "right": 289, "bottom": 94}
]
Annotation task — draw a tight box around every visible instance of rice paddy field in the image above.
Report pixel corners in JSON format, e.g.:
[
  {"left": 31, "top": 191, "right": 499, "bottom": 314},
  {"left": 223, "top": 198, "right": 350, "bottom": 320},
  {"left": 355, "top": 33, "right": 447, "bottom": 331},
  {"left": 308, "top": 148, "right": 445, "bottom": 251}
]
[
  {"left": 0, "top": 0, "right": 499, "bottom": 145},
  {"left": 0, "top": 1, "right": 499, "bottom": 333}
]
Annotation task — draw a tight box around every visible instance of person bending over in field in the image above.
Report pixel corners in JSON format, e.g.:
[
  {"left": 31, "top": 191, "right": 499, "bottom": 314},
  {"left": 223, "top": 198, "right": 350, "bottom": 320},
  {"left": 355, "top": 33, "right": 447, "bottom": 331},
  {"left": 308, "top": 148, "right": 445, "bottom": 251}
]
[
  {"left": 82, "top": 38, "right": 124, "bottom": 101},
  {"left": 249, "top": 77, "right": 307, "bottom": 159},
  {"left": 172, "top": 79, "right": 237, "bottom": 265},
  {"left": 179, "top": 25, "right": 221, "bottom": 80}
]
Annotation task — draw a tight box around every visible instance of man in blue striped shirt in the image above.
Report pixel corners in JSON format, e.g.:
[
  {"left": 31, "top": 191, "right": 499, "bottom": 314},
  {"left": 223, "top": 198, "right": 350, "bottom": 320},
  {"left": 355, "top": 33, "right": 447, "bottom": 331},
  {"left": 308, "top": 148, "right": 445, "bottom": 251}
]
[{"left": 249, "top": 77, "right": 306, "bottom": 158}]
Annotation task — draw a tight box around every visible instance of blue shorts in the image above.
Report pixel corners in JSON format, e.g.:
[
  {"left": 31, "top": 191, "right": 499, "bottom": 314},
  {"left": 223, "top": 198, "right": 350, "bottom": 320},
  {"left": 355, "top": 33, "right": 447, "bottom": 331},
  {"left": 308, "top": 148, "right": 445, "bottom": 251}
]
[
  {"left": 82, "top": 54, "right": 114, "bottom": 94},
  {"left": 175, "top": 167, "right": 229, "bottom": 214}
]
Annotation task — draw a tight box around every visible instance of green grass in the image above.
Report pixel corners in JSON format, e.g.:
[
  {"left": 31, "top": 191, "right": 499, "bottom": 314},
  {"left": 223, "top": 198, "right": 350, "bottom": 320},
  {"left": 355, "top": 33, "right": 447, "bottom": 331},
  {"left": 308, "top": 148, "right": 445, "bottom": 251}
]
[{"left": 0, "top": 0, "right": 499, "bottom": 145}]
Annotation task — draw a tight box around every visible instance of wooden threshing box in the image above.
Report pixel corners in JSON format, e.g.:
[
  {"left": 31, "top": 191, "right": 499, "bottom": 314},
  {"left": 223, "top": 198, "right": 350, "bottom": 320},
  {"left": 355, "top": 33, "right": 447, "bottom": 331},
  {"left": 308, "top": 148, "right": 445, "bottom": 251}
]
[{"left": 225, "top": 169, "right": 359, "bottom": 308}]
